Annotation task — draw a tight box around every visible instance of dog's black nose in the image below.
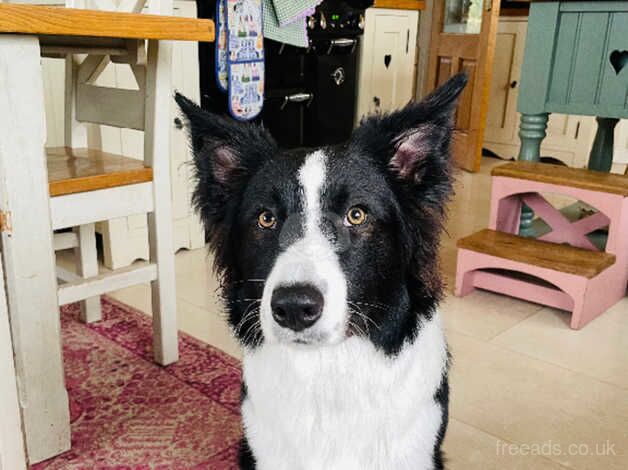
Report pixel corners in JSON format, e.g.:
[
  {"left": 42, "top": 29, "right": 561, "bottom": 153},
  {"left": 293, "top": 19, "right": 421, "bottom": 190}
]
[{"left": 271, "top": 284, "right": 324, "bottom": 332}]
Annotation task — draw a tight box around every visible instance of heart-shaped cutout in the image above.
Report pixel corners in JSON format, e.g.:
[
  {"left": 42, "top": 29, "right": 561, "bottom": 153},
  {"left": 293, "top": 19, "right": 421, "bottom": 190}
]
[
  {"left": 609, "top": 50, "right": 628, "bottom": 75},
  {"left": 384, "top": 54, "right": 392, "bottom": 69}
]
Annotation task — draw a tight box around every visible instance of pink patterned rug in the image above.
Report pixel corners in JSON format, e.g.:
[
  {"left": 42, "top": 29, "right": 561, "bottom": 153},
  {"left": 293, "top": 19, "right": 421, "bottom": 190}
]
[{"left": 32, "top": 297, "right": 242, "bottom": 470}]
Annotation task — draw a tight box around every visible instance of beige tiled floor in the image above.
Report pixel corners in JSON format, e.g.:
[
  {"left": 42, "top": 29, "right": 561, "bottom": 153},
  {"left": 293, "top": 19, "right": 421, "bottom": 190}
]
[{"left": 98, "top": 157, "right": 627, "bottom": 469}]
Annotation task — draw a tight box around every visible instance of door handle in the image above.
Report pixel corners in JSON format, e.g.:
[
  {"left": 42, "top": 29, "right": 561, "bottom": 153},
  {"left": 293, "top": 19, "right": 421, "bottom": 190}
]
[
  {"left": 510, "top": 80, "right": 518, "bottom": 89},
  {"left": 280, "top": 93, "right": 314, "bottom": 110},
  {"left": 327, "top": 38, "right": 357, "bottom": 54}
]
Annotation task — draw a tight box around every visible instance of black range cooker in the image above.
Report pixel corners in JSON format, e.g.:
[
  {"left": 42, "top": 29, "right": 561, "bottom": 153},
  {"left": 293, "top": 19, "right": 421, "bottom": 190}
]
[{"left": 196, "top": 0, "right": 372, "bottom": 148}]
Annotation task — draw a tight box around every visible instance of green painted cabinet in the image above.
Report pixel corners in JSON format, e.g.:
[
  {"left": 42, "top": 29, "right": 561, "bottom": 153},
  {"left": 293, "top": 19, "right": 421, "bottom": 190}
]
[
  {"left": 515, "top": 1, "right": 628, "bottom": 234},
  {"left": 517, "top": 1, "right": 628, "bottom": 164}
]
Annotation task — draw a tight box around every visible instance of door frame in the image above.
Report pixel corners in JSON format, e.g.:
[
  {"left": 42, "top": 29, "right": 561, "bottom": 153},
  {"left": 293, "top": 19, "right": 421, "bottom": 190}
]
[{"left": 424, "top": 0, "right": 501, "bottom": 172}]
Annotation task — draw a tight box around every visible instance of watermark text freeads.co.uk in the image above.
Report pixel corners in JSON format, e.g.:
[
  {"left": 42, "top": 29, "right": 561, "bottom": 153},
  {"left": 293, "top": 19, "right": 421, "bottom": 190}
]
[{"left": 496, "top": 440, "right": 618, "bottom": 457}]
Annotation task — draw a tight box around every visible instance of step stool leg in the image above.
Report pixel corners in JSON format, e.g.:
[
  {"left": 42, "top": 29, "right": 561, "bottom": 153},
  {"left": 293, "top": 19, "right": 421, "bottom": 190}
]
[
  {"left": 517, "top": 113, "right": 549, "bottom": 237},
  {"left": 74, "top": 224, "right": 102, "bottom": 322},
  {"left": 145, "top": 39, "right": 178, "bottom": 366},
  {"left": 455, "top": 250, "right": 476, "bottom": 297}
]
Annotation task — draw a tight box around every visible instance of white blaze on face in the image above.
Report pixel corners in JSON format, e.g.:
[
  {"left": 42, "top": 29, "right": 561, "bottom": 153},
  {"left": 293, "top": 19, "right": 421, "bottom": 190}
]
[{"left": 260, "top": 150, "right": 348, "bottom": 345}]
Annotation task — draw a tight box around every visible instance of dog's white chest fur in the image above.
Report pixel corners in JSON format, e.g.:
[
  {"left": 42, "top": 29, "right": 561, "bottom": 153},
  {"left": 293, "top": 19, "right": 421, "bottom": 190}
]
[{"left": 242, "top": 312, "right": 447, "bottom": 470}]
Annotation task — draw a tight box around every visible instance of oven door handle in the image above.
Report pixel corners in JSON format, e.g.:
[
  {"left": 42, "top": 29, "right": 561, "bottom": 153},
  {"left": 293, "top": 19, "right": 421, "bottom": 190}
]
[
  {"left": 327, "top": 38, "right": 357, "bottom": 55},
  {"left": 281, "top": 93, "right": 314, "bottom": 110}
]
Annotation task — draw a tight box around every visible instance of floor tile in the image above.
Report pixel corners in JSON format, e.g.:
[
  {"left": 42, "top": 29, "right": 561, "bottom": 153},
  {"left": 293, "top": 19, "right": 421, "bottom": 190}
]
[
  {"left": 440, "top": 290, "right": 543, "bottom": 341},
  {"left": 491, "top": 304, "right": 628, "bottom": 389},
  {"left": 444, "top": 418, "right": 568, "bottom": 470},
  {"left": 447, "top": 331, "right": 628, "bottom": 470}
]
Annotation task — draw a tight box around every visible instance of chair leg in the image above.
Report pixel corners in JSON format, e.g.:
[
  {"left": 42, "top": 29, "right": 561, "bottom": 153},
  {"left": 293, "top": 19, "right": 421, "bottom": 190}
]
[
  {"left": 73, "top": 224, "right": 101, "bottom": 323},
  {"left": 145, "top": 38, "right": 178, "bottom": 366}
]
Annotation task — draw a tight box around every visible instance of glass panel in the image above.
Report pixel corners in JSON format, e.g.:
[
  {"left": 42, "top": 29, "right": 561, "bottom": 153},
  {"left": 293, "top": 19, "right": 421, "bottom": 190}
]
[{"left": 443, "top": 0, "right": 484, "bottom": 34}]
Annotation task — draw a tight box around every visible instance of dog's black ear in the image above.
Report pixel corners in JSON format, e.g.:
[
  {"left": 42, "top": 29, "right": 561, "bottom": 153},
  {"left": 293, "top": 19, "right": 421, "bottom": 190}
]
[
  {"left": 175, "top": 93, "right": 276, "bottom": 243},
  {"left": 351, "top": 73, "right": 467, "bottom": 187}
]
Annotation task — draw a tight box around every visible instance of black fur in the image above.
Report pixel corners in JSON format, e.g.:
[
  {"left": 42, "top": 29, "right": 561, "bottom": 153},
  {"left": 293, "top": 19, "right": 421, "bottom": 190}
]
[
  {"left": 238, "top": 436, "right": 257, "bottom": 470},
  {"left": 176, "top": 73, "right": 467, "bottom": 469}
]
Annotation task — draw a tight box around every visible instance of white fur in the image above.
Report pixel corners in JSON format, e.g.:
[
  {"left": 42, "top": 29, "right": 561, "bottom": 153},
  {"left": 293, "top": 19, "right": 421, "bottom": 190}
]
[
  {"left": 260, "top": 150, "right": 348, "bottom": 345},
  {"left": 249, "top": 150, "right": 447, "bottom": 469},
  {"left": 242, "top": 312, "right": 448, "bottom": 470}
]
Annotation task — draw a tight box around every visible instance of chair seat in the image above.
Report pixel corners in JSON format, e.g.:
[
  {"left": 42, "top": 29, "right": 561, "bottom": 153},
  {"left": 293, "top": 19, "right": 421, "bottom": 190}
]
[
  {"left": 492, "top": 162, "right": 628, "bottom": 196},
  {"left": 47, "top": 147, "right": 153, "bottom": 197},
  {"left": 457, "top": 229, "right": 615, "bottom": 279}
]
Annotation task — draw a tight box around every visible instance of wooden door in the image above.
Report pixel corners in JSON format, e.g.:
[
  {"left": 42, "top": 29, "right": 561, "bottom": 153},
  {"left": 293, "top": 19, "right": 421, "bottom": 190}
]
[
  {"left": 426, "top": 0, "right": 501, "bottom": 172},
  {"left": 356, "top": 8, "right": 419, "bottom": 121}
]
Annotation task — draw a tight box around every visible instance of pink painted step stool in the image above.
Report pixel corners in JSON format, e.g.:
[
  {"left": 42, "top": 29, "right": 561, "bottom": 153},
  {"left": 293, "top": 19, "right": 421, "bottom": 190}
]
[{"left": 455, "top": 162, "right": 628, "bottom": 329}]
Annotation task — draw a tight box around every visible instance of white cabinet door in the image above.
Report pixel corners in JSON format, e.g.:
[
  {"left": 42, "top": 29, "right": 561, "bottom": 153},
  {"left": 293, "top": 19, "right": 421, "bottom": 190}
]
[
  {"left": 484, "top": 18, "right": 596, "bottom": 168},
  {"left": 356, "top": 8, "right": 419, "bottom": 121},
  {"left": 612, "top": 120, "right": 628, "bottom": 166}
]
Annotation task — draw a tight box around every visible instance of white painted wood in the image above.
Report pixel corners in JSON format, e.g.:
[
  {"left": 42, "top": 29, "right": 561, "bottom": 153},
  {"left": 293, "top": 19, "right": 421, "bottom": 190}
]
[
  {"left": 77, "top": 55, "right": 111, "bottom": 85},
  {"left": 53, "top": 231, "right": 78, "bottom": 251},
  {"left": 0, "top": 259, "right": 27, "bottom": 470},
  {"left": 484, "top": 19, "right": 526, "bottom": 145},
  {"left": 612, "top": 120, "right": 628, "bottom": 165},
  {"left": 50, "top": 182, "right": 154, "bottom": 230},
  {"left": 119, "top": 0, "right": 148, "bottom": 13},
  {"left": 77, "top": 84, "right": 146, "bottom": 130},
  {"left": 58, "top": 263, "right": 157, "bottom": 305},
  {"left": 144, "top": 37, "right": 179, "bottom": 365},
  {"left": 56, "top": 265, "right": 81, "bottom": 283},
  {"left": 356, "top": 8, "right": 419, "bottom": 122},
  {"left": 65, "top": 54, "right": 89, "bottom": 148},
  {"left": 73, "top": 224, "right": 102, "bottom": 322},
  {"left": 0, "top": 34, "right": 70, "bottom": 463}
]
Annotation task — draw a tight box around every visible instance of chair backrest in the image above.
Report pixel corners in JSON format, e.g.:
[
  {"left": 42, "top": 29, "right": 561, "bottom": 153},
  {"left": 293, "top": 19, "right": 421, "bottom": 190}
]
[
  {"left": 65, "top": 0, "right": 171, "bottom": 15},
  {"left": 63, "top": 0, "right": 173, "bottom": 150}
]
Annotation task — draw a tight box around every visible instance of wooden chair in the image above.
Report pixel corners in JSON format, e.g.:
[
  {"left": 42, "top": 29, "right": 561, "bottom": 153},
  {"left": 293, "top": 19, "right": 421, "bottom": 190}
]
[
  {"left": 50, "top": 0, "right": 180, "bottom": 365},
  {"left": 0, "top": 3, "right": 214, "bottom": 461},
  {"left": 456, "top": 162, "right": 628, "bottom": 329}
]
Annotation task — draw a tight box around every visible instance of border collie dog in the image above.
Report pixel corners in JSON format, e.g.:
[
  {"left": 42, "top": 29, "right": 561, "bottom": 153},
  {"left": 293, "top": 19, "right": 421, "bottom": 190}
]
[{"left": 176, "top": 73, "right": 466, "bottom": 470}]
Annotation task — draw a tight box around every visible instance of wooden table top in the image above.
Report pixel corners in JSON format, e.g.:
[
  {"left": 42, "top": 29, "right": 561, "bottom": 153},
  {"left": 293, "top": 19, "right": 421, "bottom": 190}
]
[{"left": 0, "top": 4, "right": 214, "bottom": 42}]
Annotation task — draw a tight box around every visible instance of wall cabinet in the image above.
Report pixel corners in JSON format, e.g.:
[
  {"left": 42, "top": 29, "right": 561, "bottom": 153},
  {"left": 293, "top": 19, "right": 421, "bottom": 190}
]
[
  {"left": 484, "top": 17, "right": 627, "bottom": 171},
  {"left": 42, "top": 1, "right": 204, "bottom": 269},
  {"left": 356, "top": 7, "right": 419, "bottom": 121}
]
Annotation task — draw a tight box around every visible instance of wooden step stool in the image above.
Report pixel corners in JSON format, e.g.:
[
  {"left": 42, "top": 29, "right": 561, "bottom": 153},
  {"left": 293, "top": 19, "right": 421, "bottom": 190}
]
[{"left": 455, "top": 162, "right": 628, "bottom": 329}]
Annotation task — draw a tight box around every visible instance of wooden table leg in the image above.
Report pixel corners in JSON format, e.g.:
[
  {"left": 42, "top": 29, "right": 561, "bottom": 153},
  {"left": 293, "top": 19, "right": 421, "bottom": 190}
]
[
  {"left": 0, "top": 35, "right": 70, "bottom": 463},
  {"left": 588, "top": 117, "right": 618, "bottom": 173},
  {"left": 517, "top": 112, "right": 549, "bottom": 237}
]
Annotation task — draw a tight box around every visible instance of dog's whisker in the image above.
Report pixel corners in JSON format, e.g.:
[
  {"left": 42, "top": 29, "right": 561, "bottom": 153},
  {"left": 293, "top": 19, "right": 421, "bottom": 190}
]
[
  {"left": 347, "top": 302, "right": 382, "bottom": 332},
  {"left": 233, "top": 303, "right": 261, "bottom": 336},
  {"left": 349, "top": 300, "right": 393, "bottom": 312}
]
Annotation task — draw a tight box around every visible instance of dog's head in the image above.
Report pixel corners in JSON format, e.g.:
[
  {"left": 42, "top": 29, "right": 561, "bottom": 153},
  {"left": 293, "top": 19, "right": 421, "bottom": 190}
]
[{"left": 176, "top": 74, "right": 466, "bottom": 354}]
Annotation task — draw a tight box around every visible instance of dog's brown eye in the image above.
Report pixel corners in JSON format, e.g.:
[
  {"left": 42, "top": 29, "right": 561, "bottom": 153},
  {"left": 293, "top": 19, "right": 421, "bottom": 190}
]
[
  {"left": 257, "top": 210, "right": 277, "bottom": 229},
  {"left": 346, "top": 206, "right": 367, "bottom": 226}
]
